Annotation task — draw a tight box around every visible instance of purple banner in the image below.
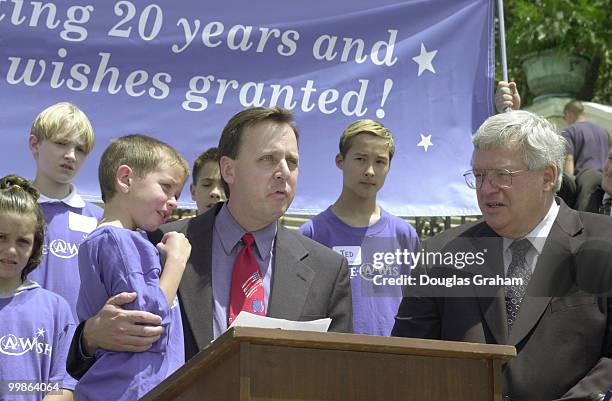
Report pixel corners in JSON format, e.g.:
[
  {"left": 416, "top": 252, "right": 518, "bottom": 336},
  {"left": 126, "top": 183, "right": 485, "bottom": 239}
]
[{"left": 0, "top": 0, "right": 494, "bottom": 216}]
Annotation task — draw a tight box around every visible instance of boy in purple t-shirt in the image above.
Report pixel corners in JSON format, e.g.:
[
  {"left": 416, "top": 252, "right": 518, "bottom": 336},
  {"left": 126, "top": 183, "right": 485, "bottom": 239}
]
[
  {"left": 76, "top": 135, "right": 191, "bottom": 401},
  {"left": 27, "top": 102, "right": 103, "bottom": 320},
  {"left": 299, "top": 120, "right": 420, "bottom": 336}
]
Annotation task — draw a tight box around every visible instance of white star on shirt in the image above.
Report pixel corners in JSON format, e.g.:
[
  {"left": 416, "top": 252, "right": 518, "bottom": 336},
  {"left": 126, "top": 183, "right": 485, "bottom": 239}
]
[
  {"left": 412, "top": 43, "right": 438, "bottom": 76},
  {"left": 417, "top": 134, "right": 433, "bottom": 152},
  {"left": 36, "top": 328, "right": 45, "bottom": 337}
]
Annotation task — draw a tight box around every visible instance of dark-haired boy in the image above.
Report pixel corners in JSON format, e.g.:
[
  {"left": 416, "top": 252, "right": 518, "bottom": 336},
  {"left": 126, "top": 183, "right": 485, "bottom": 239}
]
[{"left": 299, "top": 119, "right": 420, "bottom": 336}]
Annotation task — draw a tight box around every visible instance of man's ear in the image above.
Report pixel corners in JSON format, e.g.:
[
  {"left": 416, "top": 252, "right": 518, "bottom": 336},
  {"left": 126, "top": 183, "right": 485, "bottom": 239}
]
[
  {"left": 543, "top": 165, "right": 556, "bottom": 191},
  {"left": 189, "top": 183, "right": 196, "bottom": 200},
  {"left": 28, "top": 134, "right": 39, "bottom": 156},
  {"left": 116, "top": 165, "right": 133, "bottom": 194},
  {"left": 219, "top": 156, "right": 235, "bottom": 186},
  {"left": 335, "top": 153, "right": 344, "bottom": 169}
]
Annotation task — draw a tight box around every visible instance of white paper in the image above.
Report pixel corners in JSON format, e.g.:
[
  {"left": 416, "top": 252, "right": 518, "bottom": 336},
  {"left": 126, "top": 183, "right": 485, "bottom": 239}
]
[
  {"left": 68, "top": 212, "right": 98, "bottom": 233},
  {"left": 332, "top": 245, "right": 362, "bottom": 265},
  {"left": 229, "top": 311, "right": 332, "bottom": 333}
]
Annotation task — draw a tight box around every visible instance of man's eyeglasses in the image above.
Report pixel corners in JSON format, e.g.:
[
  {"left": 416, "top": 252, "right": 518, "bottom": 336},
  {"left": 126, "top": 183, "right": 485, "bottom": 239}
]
[{"left": 463, "top": 169, "right": 528, "bottom": 189}]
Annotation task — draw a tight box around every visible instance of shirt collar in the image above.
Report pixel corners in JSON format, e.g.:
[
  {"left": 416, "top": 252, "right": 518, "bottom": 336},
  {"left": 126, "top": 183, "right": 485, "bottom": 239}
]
[
  {"left": 503, "top": 199, "right": 559, "bottom": 256},
  {"left": 0, "top": 279, "right": 40, "bottom": 299},
  {"left": 214, "top": 202, "right": 277, "bottom": 259},
  {"left": 38, "top": 185, "right": 86, "bottom": 208}
]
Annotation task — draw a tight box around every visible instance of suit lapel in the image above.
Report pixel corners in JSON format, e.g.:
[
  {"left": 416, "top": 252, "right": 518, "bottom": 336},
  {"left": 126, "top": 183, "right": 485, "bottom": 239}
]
[
  {"left": 267, "top": 226, "right": 314, "bottom": 319},
  {"left": 178, "top": 205, "right": 219, "bottom": 348},
  {"left": 508, "top": 202, "right": 583, "bottom": 345},
  {"left": 467, "top": 223, "right": 509, "bottom": 344}
]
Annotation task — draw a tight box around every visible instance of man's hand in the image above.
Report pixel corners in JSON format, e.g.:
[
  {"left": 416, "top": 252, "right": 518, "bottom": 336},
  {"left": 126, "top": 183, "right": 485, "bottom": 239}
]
[
  {"left": 82, "top": 292, "right": 164, "bottom": 356},
  {"left": 495, "top": 81, "right": 521, "bottom": 113}
]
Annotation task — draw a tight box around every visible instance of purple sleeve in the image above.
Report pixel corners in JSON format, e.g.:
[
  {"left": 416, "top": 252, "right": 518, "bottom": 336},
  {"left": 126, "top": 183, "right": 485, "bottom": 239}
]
[
  {"left": 49, "top": 298, "right": 78, "bottom": 391},
  {"left": 297, "top": 220, "right": 314, "bottom": 238},
  {"left": 560, "top": 129, "right": 575, "bottom": 155},
  {"left": 78, "top": 230, "right": 171, "bottom": 352}
]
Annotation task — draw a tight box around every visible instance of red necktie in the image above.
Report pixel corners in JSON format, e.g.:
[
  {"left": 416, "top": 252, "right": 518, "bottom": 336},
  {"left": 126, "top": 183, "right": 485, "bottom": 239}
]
[{"left": 228, "top": 233, "right": 266, "bottom": 325}]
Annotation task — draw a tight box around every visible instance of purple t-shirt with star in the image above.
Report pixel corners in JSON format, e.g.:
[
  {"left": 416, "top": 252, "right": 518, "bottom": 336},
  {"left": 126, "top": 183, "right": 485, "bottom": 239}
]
[
  {"left": 299, "top": 207, "right": 420, "bottom": 336},
  {"left": 75, "top": 226, "right": 184, "bottom": 401},
  {"left": 29, "top": 200, "right": 103, "bottom": 320},
  {"left": 0, "top": 285, "right": 77, "bottom": 401}
]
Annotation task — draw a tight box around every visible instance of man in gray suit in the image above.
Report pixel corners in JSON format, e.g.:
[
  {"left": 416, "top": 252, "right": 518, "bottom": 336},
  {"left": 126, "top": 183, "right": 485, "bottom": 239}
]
[
  {"left": 393, "top": 111, "right": 612, "bottom": 400},
  {"left": 68, "top": 107, "right": 351, "bottom": 375}
]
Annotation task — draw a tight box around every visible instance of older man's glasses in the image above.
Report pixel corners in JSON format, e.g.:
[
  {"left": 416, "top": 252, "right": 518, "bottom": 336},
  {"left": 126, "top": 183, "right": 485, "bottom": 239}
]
[{"left": 463, "top": 169, "right": 528, "bottom": 189}]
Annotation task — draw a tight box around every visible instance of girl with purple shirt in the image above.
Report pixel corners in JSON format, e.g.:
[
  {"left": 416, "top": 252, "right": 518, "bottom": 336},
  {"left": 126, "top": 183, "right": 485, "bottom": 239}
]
[
  {"left": 75, "top": 135, "right": 191, "bottom": 401},
  {"left": 0, "top": 175, "right": 76, "bottom": 401}
]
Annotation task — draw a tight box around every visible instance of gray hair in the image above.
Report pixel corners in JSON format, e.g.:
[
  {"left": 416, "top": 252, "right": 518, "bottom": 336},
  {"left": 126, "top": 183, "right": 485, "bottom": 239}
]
[{"left": 472, "top": 110, "right": 566, "bottom": 191}]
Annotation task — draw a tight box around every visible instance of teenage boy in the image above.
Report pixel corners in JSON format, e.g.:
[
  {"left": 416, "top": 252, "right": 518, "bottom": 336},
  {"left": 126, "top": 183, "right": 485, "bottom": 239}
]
[
  {"left": 28, "top": 102, "right": 103, "bottom": 319},
  {"left": 299, "top": 119, "right": 420, "bottom": 336},
  {"left": 190, "top": 147, "right": 227, "bottom": 215}
]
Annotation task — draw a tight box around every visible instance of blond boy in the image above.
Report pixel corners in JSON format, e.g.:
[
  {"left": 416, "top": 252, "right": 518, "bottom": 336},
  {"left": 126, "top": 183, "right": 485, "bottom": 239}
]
[{"left": 28, "top": 102, "right": 103, "bottom": 319}]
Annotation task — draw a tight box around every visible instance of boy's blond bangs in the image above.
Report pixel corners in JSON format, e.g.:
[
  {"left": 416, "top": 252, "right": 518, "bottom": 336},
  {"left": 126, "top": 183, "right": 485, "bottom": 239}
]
[{"left": 30, "top": 102, "right": 95, "bottom": 154}]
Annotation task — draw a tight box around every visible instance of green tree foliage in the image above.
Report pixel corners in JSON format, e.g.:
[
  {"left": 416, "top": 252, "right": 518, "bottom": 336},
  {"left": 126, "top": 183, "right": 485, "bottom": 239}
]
[{"left": 498, "top": 0, "right": 610, "bottom": 104}]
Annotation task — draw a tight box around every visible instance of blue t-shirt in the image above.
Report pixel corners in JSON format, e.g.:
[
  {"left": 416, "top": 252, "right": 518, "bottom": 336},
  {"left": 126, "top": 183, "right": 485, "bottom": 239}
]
[
  {"left": 561, "top": 121, "right": 610, "bottom": 173},
  {"left": 0, "top": 284, "right": 77, "bottom": 401},
  {"left": 299, "top": 207, "right": 420, "bottom": 336},
  {"left": 76, "top": 226, "right": 184, "bottom": 401},
  {"left": 29, "top": 199, "right": 103, "bottom": 320}
]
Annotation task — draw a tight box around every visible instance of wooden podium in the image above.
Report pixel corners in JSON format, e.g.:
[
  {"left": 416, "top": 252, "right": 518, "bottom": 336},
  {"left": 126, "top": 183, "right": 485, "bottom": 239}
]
[{"left": 140, "top": 327, "right": 515, "bottom": 401}]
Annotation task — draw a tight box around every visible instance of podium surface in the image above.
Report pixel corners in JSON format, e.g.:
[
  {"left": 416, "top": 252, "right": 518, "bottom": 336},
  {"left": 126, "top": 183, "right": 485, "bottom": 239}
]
[{"left": 141, "top": 327, "right": 515, "bottom": 401}]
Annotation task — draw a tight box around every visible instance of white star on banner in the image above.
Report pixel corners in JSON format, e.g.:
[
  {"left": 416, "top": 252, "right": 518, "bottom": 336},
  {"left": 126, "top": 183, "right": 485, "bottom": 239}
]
[
  {"left": 417, "top": 134, "right": 433, "bottom": 152},
  {"left": 412, "top": 43, "right": 438, "bottom": 76}
]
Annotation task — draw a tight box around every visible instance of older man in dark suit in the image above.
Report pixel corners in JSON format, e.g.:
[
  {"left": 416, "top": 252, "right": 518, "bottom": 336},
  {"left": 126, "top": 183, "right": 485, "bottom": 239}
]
[
  {"left": 68, "top": 107, "right": 352, "bottom": 375},
  {"left": 393, "top": 110, "right": 612, "bottom": 400}
]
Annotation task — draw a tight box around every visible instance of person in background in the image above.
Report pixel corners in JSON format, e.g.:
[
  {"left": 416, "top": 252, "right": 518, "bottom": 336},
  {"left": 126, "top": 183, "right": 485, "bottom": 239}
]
[
  {"left": 0, "top": 175, "right": 76, "bottom": 401},
  {"left": 560, "top": 99, "right": 610, "bottom": 177},
  {"left": 579, "top": 146, "right": 612, "bottom": 216},
  {"left": 559, "top": 100, "right": 611, "bottom": 211},
  {"left": 598, "top": 147, "right": 612, "bottom": 216},
  {"left": 27, "top": 102, "right": 103, "bottom": 320},
  {"left": 299, "top": 119, "right": 419, "bottom": 336},
  {"left": 190, "top": 147, "right": 226, "bottom": 215}
]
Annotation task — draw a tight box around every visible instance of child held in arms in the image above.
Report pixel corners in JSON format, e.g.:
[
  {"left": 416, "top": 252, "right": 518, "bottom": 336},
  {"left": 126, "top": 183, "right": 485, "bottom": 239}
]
[{"left": 75, "top": 135, "right": 192, "bottom": 401}]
